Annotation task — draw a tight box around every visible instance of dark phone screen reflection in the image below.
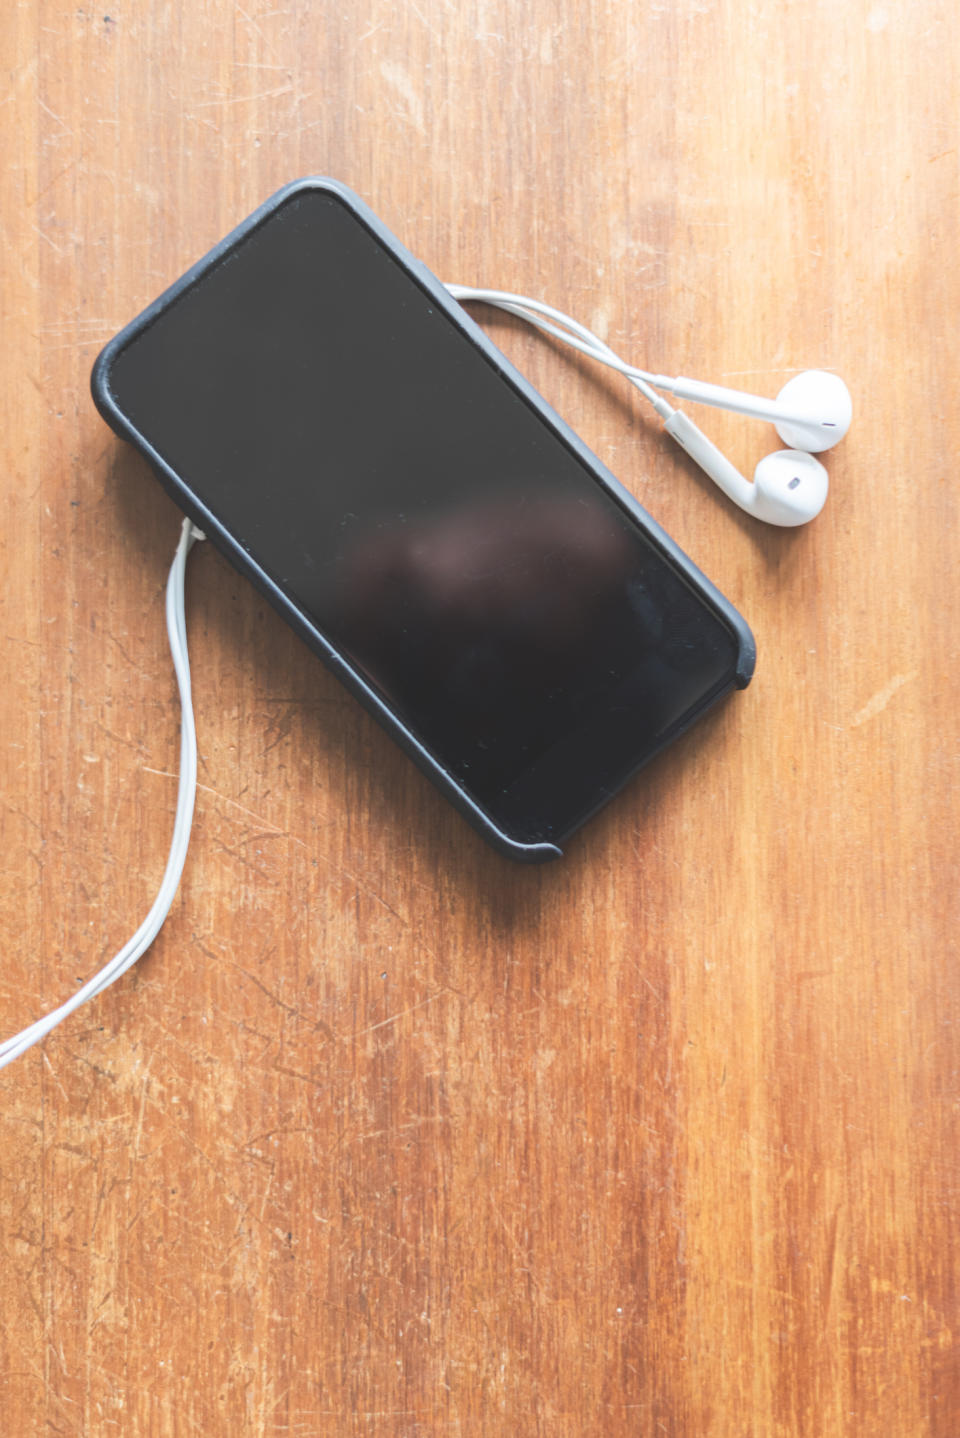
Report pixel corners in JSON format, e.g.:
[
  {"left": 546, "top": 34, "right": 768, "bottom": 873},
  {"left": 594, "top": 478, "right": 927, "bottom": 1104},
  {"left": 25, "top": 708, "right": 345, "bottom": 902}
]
[{"left": 107, "top": 189, "right": 739, "bottom": 841}]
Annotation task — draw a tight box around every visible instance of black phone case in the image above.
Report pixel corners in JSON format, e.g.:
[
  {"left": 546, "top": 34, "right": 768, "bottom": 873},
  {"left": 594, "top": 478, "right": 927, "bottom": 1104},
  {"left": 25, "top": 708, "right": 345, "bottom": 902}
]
[{"left": 91, "top": 177, "right": 755, "bottom": 863}]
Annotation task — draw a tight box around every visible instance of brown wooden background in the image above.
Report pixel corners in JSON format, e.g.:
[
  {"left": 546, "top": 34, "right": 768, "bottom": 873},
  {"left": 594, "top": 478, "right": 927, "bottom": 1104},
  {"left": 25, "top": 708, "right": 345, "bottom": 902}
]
[{"left": 1, "top": 1, "right": 958, "bottom": 1433}]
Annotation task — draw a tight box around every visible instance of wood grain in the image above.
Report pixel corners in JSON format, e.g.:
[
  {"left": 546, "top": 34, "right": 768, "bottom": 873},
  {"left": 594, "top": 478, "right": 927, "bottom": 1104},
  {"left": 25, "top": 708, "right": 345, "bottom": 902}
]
[{"left": 1, "top": 1, "right": 958, "bottom": 1433}]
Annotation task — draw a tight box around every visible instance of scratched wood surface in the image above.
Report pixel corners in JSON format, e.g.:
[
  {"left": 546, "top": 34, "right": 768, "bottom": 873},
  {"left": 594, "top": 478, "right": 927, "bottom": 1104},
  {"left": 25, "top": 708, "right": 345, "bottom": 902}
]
[{"left": 1, "top": 1, "right": 958, "bottom": 1433}]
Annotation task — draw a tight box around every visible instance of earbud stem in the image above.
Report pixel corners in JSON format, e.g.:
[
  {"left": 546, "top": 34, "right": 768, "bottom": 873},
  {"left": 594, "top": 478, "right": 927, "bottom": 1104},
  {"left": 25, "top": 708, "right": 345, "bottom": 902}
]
[
  {"left": 657, "top": 375, "right": 805, "bottom": 427},
  {"left": 662, "top": 410, "right": 754, "bottom": 510},
  {"left": 663, "top": 410, "right": 828, "bottom": 525}
]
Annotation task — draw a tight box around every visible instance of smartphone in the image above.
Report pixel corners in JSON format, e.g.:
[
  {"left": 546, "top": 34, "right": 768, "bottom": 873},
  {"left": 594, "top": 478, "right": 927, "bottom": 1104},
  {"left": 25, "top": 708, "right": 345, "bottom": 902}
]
[{"left": 92, "top": 178, "right": 754, "bottom": 861}]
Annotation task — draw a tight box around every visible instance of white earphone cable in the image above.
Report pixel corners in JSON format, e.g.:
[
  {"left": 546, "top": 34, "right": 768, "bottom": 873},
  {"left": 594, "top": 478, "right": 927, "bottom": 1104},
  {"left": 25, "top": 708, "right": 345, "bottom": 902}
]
[
  {"left": 444, "top": 284, "right": 676, "bottom": 418},
  {"left": 445, "top": 284, "right": 839, "bottom": 525},
  {"left": 0, "top": 518, "right": 204, "bottom": 1071}
]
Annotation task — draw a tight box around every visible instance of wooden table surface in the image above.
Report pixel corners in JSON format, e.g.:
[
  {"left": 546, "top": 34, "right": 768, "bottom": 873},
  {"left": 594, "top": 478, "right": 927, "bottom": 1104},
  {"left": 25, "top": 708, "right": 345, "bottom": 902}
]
[{"left": 1, "top": 1, "right": 958, "bottom": 1434}]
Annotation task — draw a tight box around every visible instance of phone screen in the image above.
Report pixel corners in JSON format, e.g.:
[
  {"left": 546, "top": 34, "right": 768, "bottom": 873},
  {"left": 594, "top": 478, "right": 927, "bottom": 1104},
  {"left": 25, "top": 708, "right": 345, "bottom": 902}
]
[{"left": 102, "top": 187, "right": 742, "bottom": 844}]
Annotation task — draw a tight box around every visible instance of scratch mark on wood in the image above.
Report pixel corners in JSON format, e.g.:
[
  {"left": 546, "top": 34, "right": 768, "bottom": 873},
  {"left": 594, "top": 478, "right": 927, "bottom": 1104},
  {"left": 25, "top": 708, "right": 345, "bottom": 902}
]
[
  {"left": 849, "top": 670, "right": 916, "bottom": 728},
  {"left": 350, "top": 990, "right": 445, "bottom": 1039},
  {"left": 142, "top": 767, "right": 306, "bottom": 845},
  {"left": 378, "top": 62, "right": 426, "bottom": 135},
  {"left": 228, "top": 961, "right": 335, "bottom": 1042},
  {"left": 195, "top": 85, "right": 293, "bottom": 108},
  {"left": 37, "top": 98, "right": 73, "bottom": 134},
  {"left": 31, "top": 223, "right": 65, "bottom": 256},
  {"left": 41, "top": 1051, "right": 69, "bottom": 1104},
  {"left": 131, "top": 1051, "right": 154, "bottom": 1160}
]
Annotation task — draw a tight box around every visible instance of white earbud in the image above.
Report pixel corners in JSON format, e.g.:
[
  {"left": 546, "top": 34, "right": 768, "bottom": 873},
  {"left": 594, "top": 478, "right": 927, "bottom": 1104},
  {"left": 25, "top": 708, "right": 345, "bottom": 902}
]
[
  {"left": 772, "top": 370, "right": 853, "bottom": 452},
  {"left": 664, "top": 412, "right": 828, "bottom": 526},
  {"left": 658, "top": 370, "right": 852, "bottom": 454},
  {"left": 651, "top": 371, "right": 845, "bottom": 523}
]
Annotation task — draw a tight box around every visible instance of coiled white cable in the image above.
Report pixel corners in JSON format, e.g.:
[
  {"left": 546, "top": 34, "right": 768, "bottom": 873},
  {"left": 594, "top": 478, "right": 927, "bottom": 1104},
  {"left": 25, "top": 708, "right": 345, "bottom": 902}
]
[{"left": 0, "top": 517, "right": 204, "bottom": 1071}]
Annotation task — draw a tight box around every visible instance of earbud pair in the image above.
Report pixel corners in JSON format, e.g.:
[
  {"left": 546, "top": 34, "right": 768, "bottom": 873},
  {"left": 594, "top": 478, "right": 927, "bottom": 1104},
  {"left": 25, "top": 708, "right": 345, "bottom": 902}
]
[
  {"left": 446, "top": 284, "right": 851, "bottom": 527},
  {"left": 654, "top": 369, "right": 851, "bottom": 526}
]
